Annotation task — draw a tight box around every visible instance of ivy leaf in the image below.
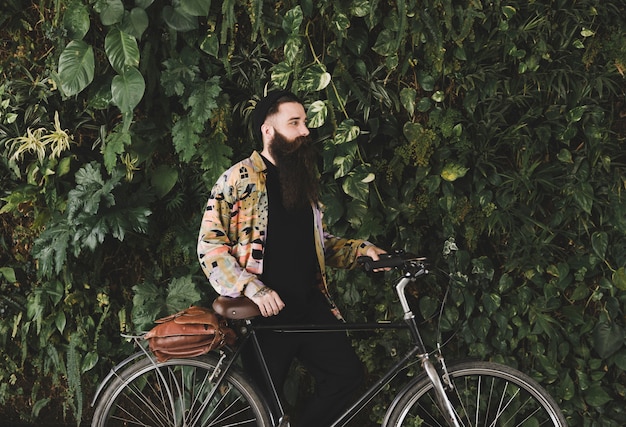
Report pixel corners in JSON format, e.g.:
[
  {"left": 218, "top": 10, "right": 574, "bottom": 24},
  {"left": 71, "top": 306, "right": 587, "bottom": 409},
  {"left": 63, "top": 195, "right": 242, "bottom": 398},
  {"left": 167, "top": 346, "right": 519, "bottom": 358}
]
[
  {"left": 271, "top": 62, "right": 292, "bottom": 88},
  {"left": 105, "top": 28, "right": 140, "bottom": 74},
  {"left": 111, "top": 67, "right": 145, "bottom": 114},
  {"left": 333, "top": 154, "right": 355, "bottom": 179},
  {"left": 334, "top": 119, "right": 360, "bottom": 145},
  {"left": 342, "top": 166, "right": 372, "bottom": 202},
  {"left": 417, "top": 70, "right": 435, "bottom": 91},
  {"left": 319, "top": 183, "right": 344, "bottom": 226},
  {"left": 372, "top": 28, "right": 395, "bottom": 56},
  {"left": 307, "top": 100, "right": 327, "bottom": 128},
  {"left": 584, "top": 384, "right": 613, "bottom": 407},
  {"left": 200, "top": 31, "right": 219, "bottom": 57},
  {"left": 441, "top": 163, "right": 469, "bottom": 182},
  {"left": 593, "top": 320, "right": 624, "bottom": 359},
  {"left": 481, "top": 293, "right": 501, "bottom": 316},
  {"left": 613, "top": 267, "right": 626, "bottom": 290},
  {"left": 282, "top": 5, "right": 303, "bottom": 34},
  {"left": 55, "top": 311, "right": 66, "bottom": 334},
  {"left": 300, "top": 64, "right": 331, "bottom": 91},
  {"left": 400, "top": 87, "right": 416, "bottom": 116},
  {"left": 350, "top": 0, "right": 371, "bottom": 18},
  {"left": 0, "top": 267, "right": 17, "bottom": 283},
  {"left": 345, "top": 198, "right": 368, "bottom": 228},
  {"left": 58, "top": 40, "right": 95, "bottom": 96},
  {"left": 284, "top": 36, "right": 301, "bottom": 66},
  {"left": 573, "top": 182, "right": 594, "bottom": 214},
  {"left": 419, "top": 296, "right": 439, "bottom": 320},
  {"left": 591, "top": 231, "right": 608, "bottom": 259}
]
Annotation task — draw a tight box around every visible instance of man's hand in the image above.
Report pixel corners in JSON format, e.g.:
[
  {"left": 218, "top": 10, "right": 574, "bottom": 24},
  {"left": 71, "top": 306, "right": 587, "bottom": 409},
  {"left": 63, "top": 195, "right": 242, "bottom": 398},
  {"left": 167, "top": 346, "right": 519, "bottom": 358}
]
[
  {"left": 365, "top": 246, "right": 391, "bottom": 272},
  {"left": 251, "top": 287, "right": 285, "bottom": 317}
]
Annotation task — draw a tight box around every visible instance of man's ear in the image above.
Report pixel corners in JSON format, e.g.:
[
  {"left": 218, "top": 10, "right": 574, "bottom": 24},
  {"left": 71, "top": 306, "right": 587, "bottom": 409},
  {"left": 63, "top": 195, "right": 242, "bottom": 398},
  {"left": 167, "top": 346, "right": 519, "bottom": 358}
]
[{"left": 260, "top": 122, "right": 274, "bottom": 141}]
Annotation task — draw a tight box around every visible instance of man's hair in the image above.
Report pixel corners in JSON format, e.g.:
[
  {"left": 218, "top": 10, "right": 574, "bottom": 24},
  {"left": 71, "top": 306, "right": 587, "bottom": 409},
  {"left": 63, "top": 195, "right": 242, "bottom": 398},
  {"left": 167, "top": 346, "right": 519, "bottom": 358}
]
[
  {"left": 252, "top": 90, "right": 302, "bottom": 143},
  {"left": 264, "top": 93, "right": 302, "bottom": 120}
]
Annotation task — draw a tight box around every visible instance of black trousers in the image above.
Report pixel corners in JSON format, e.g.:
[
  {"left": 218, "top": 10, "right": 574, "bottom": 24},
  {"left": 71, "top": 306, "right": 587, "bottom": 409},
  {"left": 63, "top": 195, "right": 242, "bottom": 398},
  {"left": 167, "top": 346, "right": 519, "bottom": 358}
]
[{"left": 242, "top": 299, "right": 364, "bottom": 427}]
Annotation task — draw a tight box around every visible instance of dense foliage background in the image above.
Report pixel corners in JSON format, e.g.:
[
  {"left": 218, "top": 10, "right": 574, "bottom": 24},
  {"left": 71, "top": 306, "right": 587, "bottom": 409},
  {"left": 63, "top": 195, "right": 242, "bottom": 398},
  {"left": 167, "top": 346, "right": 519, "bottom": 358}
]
[{"left": 1, "top": 0, "right": 625, "bottom": 424}]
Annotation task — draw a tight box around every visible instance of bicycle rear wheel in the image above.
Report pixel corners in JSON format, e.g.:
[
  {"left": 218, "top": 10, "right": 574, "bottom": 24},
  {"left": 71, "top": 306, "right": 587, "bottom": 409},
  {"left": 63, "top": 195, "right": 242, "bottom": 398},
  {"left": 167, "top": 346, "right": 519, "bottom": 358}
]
[
  {"left": 384, "top": 360, "right": 567, "bottom": 427},
  {"left": 91, "top": 353, "right": 272, "bottom": 427}
]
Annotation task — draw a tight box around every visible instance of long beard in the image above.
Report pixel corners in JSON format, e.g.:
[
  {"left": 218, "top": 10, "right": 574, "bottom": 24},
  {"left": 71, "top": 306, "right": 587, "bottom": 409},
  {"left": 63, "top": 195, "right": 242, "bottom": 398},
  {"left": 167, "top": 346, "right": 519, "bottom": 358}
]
[{"left": 269, "top": 132, "right": 319, "bottom": 211}]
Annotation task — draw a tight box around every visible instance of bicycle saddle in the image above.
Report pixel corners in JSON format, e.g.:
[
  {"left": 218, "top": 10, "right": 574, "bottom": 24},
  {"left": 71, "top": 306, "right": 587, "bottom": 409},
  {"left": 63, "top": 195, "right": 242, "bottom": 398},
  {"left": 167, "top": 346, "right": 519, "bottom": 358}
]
[{"left": 212, "top": 296, "right": 261, "bottom": 320}]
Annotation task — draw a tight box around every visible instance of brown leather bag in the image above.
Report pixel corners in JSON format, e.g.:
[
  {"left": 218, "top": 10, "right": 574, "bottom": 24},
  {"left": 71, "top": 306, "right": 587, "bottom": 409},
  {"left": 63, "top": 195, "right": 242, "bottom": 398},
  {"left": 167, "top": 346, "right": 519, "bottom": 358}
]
[{"left": 144, "top": 306, "right": 237, "bottom": 362}]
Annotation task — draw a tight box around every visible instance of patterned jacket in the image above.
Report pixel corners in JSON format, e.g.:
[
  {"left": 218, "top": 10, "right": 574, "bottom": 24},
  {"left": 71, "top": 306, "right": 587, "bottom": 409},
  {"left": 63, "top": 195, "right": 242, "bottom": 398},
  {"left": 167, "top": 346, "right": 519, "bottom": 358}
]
[{"left": 197, "top": 151, "right": 374, "bottom": 320}]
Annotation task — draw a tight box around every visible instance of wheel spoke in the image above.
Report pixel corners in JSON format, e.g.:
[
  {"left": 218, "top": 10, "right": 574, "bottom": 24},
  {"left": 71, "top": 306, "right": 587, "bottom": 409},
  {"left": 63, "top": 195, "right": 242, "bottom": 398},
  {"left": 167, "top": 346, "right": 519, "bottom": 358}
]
[
  {"left": 92, "top": 355, "right": 271, "bottom": 427},
  {"left": 385, "top": 361, "right": 566, "bottom": 427}
]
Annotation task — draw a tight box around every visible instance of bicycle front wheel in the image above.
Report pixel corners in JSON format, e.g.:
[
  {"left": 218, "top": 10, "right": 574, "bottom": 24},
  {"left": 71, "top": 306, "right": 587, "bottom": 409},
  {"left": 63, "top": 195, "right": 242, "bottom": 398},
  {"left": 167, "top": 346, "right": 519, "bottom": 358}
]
[
  {"left": 384, "top": 360, "right": 567, "bottom": 427},
  {"left": 91, "top": 353, "right": 272, "bottom": 427}
]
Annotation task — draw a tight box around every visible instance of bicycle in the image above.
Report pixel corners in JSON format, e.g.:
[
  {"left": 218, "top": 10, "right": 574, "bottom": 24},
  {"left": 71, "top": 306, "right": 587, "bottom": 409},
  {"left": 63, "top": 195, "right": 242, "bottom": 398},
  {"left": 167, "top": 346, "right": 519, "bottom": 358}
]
[{"left": 90, "top": 252, "right": 568, "bottom": 426}]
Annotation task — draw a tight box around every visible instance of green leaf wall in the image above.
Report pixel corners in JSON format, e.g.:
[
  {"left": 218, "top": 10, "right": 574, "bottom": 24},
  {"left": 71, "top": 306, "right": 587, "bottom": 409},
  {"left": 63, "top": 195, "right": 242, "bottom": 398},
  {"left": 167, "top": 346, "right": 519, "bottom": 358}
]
[{"left": 1, "top": 0, "right": 625, "bottom": 424}]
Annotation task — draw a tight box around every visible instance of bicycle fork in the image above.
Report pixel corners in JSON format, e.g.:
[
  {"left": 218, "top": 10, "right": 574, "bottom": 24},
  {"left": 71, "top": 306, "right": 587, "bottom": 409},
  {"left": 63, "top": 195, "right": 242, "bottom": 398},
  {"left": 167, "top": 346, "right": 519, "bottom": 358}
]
[
  {"left": 399, "top": 275, "right": 460, "bottom": 427},
  {"left": 419, "top": 352, "right": 461, "bottom": 427}
]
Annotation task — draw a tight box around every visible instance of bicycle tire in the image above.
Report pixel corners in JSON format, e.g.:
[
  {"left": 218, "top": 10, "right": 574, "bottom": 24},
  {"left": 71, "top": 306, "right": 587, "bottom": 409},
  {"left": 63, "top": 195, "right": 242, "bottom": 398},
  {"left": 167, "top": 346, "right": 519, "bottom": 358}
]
[
  {"left": 91, "top": 353, "right": 272, "bottom": 427},
  {"left": 383, "top": 360, "right": 567, "bottom": 427}
]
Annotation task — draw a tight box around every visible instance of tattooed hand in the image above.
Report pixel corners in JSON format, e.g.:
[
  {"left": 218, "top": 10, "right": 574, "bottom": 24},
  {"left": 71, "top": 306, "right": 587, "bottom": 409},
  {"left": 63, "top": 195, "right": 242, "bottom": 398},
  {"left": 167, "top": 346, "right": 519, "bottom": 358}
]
[{"left": 251, "top": 287, "right": 285, "bottom": 317}]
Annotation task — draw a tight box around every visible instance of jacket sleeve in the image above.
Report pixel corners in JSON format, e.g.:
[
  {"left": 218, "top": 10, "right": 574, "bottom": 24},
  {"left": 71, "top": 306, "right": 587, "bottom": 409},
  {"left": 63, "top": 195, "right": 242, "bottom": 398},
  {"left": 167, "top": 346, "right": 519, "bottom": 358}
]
[
  {"left": 197, "top": 177, "right": 265, "bottom": 298},
  {"left": 323, "top": 230, "right": 374, "bottom": 269}
]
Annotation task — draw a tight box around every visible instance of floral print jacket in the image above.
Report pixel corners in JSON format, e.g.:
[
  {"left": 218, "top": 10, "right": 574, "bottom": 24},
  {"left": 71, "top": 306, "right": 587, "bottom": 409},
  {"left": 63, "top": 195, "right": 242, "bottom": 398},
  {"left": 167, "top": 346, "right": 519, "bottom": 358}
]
[{"left": 197, "top": 150, "right": 374, "bottom": 320}]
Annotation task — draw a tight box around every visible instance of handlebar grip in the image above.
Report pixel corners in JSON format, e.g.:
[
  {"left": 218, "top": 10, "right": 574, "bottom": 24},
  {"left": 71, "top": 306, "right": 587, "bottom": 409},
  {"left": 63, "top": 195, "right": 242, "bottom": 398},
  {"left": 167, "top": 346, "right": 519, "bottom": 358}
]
[{"left": 357, "top": 255, "right": 406, "bottom": 272}]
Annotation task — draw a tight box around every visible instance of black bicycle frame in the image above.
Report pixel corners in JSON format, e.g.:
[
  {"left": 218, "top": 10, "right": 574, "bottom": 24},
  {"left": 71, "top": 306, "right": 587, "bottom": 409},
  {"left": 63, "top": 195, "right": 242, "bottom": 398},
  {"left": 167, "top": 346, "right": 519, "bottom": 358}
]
[{"left": 231, "top": 311, "right": 431, "bottom": 427}]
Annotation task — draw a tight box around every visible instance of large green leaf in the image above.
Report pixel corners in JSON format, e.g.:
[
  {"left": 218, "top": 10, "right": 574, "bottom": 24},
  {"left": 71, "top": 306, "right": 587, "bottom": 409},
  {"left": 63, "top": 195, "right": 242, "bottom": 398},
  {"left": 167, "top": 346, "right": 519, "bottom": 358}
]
[
  {"left": 150, "top": 165, "right": 179, "bottom": 198},
  {"left": 166, "top": 275, "right": 202, "bottom": 312},
  {"left": 591, "top": 231, "right": 608, "bottom": 259},
  {"left": 300, "top": 64, "right": 331, "bottom": 91},
  {"left": 342, "top": 165, "right": 374, "bottom": 202},
  {"left": 105, "top": 28, "right": 140, "bottom": 74},
  {"left": 400, "top": 87, "right": 417, "bottom": 116},
  {"left": 372, "top": 28, "right": 395, "bottom": 56},
  {"left": 334, "top": 120, "right": 360, "bottom": 145},
  {"left": 271, "top": 62, "right": 292, "bottom": 87},
  {"left": 120, "top": 8, "right": 150, "bottom": 39},
  {"left": 593, "top": 320, "right": 624, "bottom": 359},
  {"left": 180, "top": 0, "right": 211, "bottom": 16},
  {"left": 111, "top": 66, "right": 145, "bottom": 114},
  {"left": 163, "top": 5, "right": 199, "bottom": 31},
  {"left": 97, "top": 0, "right": 124, "bottom": 26},
  {"left": 282, "top": 5, "right": 303, "bottom": 34},
  {"left": 63, "top": 1, "right": 90, "bottom": 40},
  {"left": 58, "top": 40, "right": 95, "bottom": 96},
  {"left": 307, "top": 100, "right": 328, "bottom": 128}
]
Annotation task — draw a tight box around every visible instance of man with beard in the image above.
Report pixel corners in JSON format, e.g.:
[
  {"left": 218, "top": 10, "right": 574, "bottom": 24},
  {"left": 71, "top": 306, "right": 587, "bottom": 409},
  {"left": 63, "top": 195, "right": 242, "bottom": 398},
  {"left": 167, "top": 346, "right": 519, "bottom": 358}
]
[{"left": 197, "top": 90, "right": 387, "bottom": 426}]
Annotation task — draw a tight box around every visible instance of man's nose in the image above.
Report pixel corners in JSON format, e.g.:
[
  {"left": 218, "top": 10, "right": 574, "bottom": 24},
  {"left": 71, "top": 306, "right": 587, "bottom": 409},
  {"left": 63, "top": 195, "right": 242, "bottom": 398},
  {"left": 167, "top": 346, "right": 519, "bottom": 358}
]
[{"left": 300, "top": 124, "right": 310, "bottom": 137}]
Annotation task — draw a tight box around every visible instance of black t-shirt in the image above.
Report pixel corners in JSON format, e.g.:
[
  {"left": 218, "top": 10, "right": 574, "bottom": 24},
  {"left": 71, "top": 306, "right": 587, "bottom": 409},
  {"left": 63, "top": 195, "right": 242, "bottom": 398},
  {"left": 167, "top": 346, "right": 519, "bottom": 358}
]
[{"left": 260, "top": 156, "right": 320, "bottom": 322}]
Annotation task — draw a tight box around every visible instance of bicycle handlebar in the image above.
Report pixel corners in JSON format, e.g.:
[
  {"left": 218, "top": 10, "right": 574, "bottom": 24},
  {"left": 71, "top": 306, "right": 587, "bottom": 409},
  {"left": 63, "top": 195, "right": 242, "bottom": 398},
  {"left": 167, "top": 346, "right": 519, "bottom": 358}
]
[{"left": 357, "top": 251, "right": 427, "bottom": 274}]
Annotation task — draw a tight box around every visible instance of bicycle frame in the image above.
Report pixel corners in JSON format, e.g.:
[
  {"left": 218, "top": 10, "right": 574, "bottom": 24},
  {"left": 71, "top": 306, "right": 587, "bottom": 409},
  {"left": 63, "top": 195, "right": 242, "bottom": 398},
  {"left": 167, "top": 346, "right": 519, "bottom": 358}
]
[{"left": 221, "top": 258, "right": 460, "bottom": 427}]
